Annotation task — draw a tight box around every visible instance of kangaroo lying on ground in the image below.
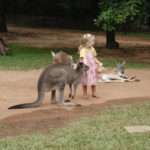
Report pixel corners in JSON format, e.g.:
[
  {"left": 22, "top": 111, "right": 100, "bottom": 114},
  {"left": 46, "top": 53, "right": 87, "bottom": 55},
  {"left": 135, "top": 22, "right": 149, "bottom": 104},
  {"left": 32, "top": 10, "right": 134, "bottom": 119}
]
[
  {"left": 8, "top": 62, "right": 89, "bottom": 109},
  {"left": 98, "top": 61, "right": 139, "bottom": 82}
]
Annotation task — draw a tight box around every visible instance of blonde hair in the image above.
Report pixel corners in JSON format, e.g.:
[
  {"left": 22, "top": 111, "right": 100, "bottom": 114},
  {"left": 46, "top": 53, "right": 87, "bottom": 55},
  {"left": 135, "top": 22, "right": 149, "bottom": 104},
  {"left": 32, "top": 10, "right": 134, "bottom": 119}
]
[{"left": 79, "top": 33, "right": 95, "bottom": 50}]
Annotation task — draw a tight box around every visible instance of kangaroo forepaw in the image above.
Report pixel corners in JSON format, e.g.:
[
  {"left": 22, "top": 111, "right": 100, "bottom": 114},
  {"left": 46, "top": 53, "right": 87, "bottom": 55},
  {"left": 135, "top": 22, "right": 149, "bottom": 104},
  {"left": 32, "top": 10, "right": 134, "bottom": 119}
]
[
  {"left": 65, "top": 99, "right": 71, "bottom": 103},
  {"left": 68, "top": 93, "right": 72, "bottom": 98}
]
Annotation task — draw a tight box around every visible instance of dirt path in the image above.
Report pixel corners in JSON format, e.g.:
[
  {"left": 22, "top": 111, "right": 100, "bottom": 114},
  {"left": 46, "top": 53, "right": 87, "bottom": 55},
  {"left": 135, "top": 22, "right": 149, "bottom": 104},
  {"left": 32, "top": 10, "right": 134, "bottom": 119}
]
[
  {"left": 1, "top": 26, "right": 150, "bottom": 48},
  {"left": 0, "top": 69, "right": 150, "bottom": 138}
]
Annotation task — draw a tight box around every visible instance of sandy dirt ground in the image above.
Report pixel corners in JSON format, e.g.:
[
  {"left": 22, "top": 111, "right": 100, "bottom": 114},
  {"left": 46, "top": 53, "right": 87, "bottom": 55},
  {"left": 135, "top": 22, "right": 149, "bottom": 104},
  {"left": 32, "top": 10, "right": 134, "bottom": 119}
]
[
  {"left": 0, "top": 26, "right": 150, "bottom": 138},
  {"left": 0, "top": 69, "right": 149, "bottom": 138}
]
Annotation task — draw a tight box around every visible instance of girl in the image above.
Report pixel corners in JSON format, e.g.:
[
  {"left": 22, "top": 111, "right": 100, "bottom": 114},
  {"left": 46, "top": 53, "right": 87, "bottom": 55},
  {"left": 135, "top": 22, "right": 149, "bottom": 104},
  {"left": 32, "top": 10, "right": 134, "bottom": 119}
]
[{"left": 79, "top": 33, "right": 102, "bottom": 98}]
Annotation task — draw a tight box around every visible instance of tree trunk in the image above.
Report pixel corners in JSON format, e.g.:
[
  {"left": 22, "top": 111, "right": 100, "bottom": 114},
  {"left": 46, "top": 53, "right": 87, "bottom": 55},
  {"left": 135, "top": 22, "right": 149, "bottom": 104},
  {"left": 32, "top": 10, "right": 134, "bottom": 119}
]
[
  {"left": 106, "top": 31, "right": 119, "bottom": 49},
  {"left": 0, "top": 13, "right": 7, "bottom": 32}
]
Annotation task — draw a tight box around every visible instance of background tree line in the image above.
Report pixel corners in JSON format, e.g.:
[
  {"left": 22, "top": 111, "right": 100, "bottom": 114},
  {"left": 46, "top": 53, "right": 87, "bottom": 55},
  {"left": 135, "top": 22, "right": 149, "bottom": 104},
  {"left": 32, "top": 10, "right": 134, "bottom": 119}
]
[
  {"left": 0, "top": 0, "right": 98, "bottom": 31},
  {"left": 0, "top": 0, "right": 150, "bottom": 48}
]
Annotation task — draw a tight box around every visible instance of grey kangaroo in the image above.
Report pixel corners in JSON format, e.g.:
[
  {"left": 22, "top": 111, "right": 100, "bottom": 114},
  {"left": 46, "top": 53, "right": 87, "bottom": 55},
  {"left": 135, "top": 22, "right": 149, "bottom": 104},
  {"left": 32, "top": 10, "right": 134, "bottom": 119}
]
[
  {"left": 51, "top": 51, "right": 75, "bottom": 102},
  {"left": 51, "top": 51, "right": 74, "bottom": 66},
  {"left": 8, "top": 62, "right": 89, "bottom": 109}
]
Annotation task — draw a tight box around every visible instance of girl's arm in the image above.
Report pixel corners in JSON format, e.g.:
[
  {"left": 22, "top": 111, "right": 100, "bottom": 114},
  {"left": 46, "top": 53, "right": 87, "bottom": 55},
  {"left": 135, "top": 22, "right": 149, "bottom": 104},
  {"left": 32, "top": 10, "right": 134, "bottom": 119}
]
[
  {"left": 79, "top": 48, "right": 86, "bottom": 63},
  {"left": 95, "top": 57, "right": 103, "bottom": 66}
]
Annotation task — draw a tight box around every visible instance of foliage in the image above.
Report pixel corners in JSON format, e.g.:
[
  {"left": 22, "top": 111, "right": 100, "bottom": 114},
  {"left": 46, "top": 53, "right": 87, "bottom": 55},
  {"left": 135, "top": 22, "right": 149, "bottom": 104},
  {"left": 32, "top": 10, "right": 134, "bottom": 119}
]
[
  {"left": 5, "top": 0, "right": 96, "bottom": 18},
  {"left": 141, "top": 0, "right": 150, "bottom": 25},
  {"left": 1, "top": 0, "right": 150, "bottom": 30},
  {"left": 95, "top": 0, "right": 144, "bottom": 31}
]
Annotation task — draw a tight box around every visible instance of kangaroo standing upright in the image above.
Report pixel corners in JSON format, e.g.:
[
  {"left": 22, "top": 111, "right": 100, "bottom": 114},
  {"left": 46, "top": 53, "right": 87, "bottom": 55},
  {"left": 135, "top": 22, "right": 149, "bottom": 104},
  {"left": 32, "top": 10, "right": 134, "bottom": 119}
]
[
  {"left": 51, "top": 51, "right": 75, "bottom": 102},
  {"left": 8, "top": 62, "right": 89, "bottom": 109}
]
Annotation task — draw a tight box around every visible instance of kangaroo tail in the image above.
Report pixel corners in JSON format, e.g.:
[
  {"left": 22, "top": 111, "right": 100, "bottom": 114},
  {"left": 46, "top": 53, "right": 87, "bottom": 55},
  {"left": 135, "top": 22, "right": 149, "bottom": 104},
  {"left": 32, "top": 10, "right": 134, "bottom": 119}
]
[
  {"left": 8, "top": 101, "right": 41, "bottom": 109},
  {"left": 8, "top": 92, "right": 45, "bottom": 109}
]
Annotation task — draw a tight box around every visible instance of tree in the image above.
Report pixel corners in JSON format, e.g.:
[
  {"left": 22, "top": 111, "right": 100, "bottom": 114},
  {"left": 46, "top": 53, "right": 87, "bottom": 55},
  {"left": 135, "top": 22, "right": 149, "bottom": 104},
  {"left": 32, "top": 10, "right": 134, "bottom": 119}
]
[
  {"left": 141, "top": 0, "right": 150, "bottom": 28},
  {"left": 95, "top": 0, "right": 144, "bottom": 49},
  {"left": 0, "top": 0, "right": 8, "bottom": 32}
]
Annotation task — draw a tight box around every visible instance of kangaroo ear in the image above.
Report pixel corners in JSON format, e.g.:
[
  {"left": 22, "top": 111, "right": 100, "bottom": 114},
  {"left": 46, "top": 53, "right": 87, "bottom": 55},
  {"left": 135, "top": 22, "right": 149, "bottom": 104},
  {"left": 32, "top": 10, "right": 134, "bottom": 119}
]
[
  {"left": 70, "top": 56, "right": 73, "bottom": 60},
  {"left": 122, "top": 60, "right": 126, "bottom": 65},
  {"left": 73, "top": 63, "right": 77, "bottom": 69},
  {"left": 51, "top": 51, "right": 56, "bottom": 58},
  {"left": 76, "top": 62, "right": 82, "bottom": 70}
]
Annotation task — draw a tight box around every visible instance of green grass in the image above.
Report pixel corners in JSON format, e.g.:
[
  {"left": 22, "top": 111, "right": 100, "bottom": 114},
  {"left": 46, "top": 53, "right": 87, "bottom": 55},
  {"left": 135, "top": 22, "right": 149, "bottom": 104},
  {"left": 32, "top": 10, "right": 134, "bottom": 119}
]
[
  {"left": 119, "top": 32, "right": 150, "bottom": 40},
  {"left": 0, "top": 44, "right": 78, "bottom": 70},
  {"left": 0, "top": 101, "right": 150, "bottom": 150},
  {"left": 102, "top": 57, "right": 150, "bottom": 69},
  {"left": 0, "top": 44, "right": 51, "bottom": 70},
  {"left": 0, "top": 43, "right": 150, "bottom": 70}
]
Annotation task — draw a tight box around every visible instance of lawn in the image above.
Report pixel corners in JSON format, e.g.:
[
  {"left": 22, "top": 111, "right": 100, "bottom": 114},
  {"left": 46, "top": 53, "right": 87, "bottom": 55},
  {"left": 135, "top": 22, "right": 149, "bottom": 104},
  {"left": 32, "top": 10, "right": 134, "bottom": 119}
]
[
  {"left": 0, "top": 43, "right": 79, "bottom": 70},
  {"left": 119, "top": 32, "right": 150, "bottom": 40},
  {"left": 0, "top": 44, "right": 52, "bottom": 70},
  {"left": 102, "top": 57, "right": 150, "bottom": 69},
  {"left": 0, "top": 43, "right": 150, "bottom": 70},
  {"left": 0, "top": 101, "right": 150, "bottom": 150}
]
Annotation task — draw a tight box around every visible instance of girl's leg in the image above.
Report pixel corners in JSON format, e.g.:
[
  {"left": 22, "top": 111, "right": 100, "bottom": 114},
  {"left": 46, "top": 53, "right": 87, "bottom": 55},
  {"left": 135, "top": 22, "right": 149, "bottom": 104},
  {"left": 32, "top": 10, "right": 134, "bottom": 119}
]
[
  {"left": 91, "top": 85, "right": 97, "bottom": 98},
  {"left": 82, "top": 85, "right": 88, "bottom": 97}
]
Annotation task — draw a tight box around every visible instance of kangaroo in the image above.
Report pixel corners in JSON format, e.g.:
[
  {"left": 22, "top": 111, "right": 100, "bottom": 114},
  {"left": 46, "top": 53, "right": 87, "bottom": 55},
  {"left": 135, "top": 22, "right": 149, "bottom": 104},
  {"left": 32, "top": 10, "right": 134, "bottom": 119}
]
[
  {"left": 51, "top": 51, "right": 76, "bottom": 102},
  {"left": 52, "top": 51, "right": 74, "bottom": 66},
  {"left": 0, "top": 38, "right": 9, "bottom": 55},
  {"left": 8, "top": 62, "right": 89, "bottom": 109},
  {"left": 99, "top": 61, "right": 139, "bottom": 82}
]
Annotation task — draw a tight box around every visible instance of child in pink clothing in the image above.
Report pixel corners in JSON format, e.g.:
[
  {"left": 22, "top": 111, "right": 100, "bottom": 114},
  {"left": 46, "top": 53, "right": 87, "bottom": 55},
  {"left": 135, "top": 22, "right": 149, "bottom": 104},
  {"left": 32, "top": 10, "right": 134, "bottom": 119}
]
[{"left": 79, "top": 33, "right": 100, "bottom": 98}]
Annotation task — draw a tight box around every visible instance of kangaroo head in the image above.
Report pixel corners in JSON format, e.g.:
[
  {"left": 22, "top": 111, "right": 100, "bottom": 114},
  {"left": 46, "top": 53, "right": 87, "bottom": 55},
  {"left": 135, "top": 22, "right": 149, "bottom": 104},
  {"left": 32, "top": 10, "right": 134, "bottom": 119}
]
[
  {"left": 116, "top": 61, "right": 126, "bottom": 75},
  {"left": 76, "top": 62, "right": 89, "bottom": 72},
  {"left": 51, "top": 51, "right": 75, "bottom": 67}
]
